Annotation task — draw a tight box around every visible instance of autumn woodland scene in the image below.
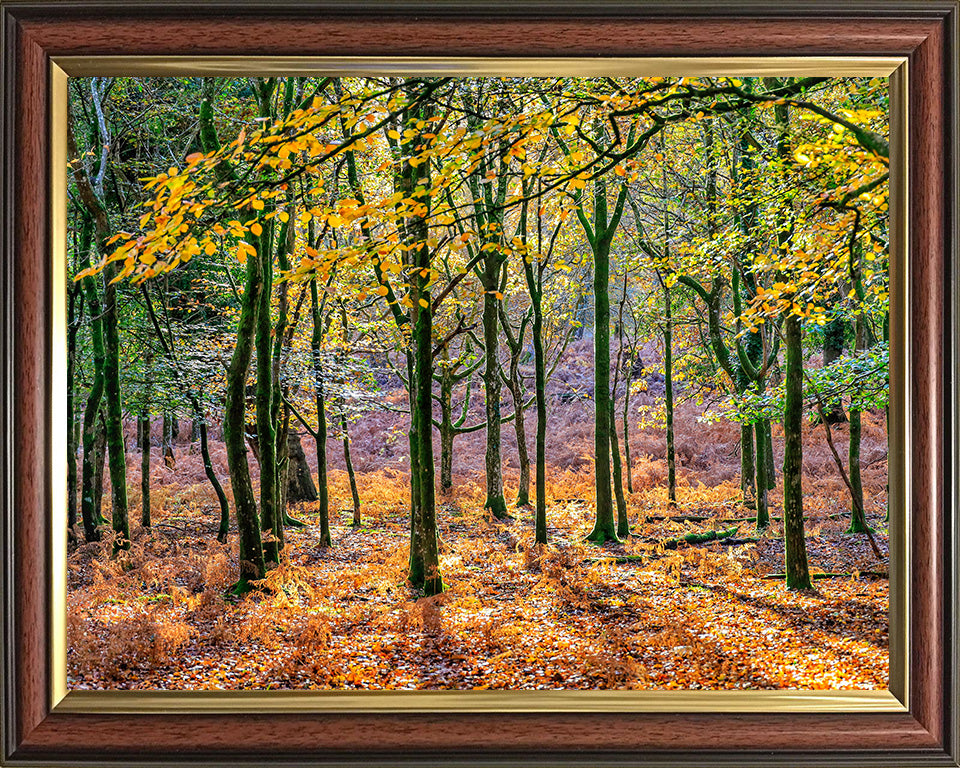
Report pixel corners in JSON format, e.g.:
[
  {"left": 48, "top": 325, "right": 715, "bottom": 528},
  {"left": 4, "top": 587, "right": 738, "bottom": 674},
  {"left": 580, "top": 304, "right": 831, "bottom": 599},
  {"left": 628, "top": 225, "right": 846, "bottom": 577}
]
[{"left": 67, "top": 74, "right": 891, "bottom": 692}]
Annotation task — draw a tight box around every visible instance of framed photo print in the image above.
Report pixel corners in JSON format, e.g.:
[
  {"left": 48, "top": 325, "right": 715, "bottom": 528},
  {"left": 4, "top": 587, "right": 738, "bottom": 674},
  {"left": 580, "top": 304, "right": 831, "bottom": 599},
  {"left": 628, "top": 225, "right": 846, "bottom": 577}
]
[{"left": 1, "top": 1, "right": 957, "bottom": 766}]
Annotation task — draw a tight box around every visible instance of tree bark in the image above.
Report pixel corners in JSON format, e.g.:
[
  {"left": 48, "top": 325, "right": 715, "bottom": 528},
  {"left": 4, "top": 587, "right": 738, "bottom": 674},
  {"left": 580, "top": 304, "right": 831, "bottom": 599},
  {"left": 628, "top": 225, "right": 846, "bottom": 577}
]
[
  {"left": 481, "top": 287, "right": 508, "bottom": 519},
  {"left": 623, "top": 352, "right": 634, "bottom": 495},
  {"left": 438, "top": 361, "right": 455, "bottom": 491},
  {"left": 77, "top": 253, "right": 105, "bottom": 541},
  {"left": 664, "top": 280, "right": 677, "bottom": 505},
  {"left": 310, "top": 278, "right": 332, "bottom": 548},
  {"left": 847, "top": 316, "right": 869, "bottom": 533},
  {"left": 509, "top": 378, "right": 531, "bottom": 508},
  {"left": 139, "top": 414, "right": 151, "bottom": 528},
  {"left": 405, "top": 87, "right": 442, "bottom": 594},
  {"left": 821, "top": 315, "right": 848, "bottom": 424},
  {"left": 783, "top": 312, "right": 812, "bottom": 589},
  {"left": 92, "top": 410, "right": 107, "bottom": 526},
  {"left": 256, "top": 220, "right": 281, "bottom": 566},
  {"left": 286, "top": 430, "right": 318, "bottom": 504},
  {"left": 587, "top": 231, "right": 616, "bottom": 543},
  {"left": 223, "top": 251, "right": 266, "bottom": 592},
  {"left": 341, "top": 412, "right": 361, "bottom": 527},
  {"left": 754, "top": 421, "right": 769, "bottom": 529},
  {"left": 200, "top": 79, "right": 264, "bottom": 592},
  {"left": 610, "top": 404, "right": 629, "bottom": 537},
  {"left": 102, "top": 260, "right": 130, "bottom": 556},
  {"left": 67, "top": 276, "right": 82, "bottom": 537}
]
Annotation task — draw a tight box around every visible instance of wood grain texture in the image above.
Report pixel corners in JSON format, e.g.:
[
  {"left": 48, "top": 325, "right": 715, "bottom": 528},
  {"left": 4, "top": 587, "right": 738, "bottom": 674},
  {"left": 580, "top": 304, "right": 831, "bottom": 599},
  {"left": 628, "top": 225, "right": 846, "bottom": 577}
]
[
  {"left": 1, "top": 3, "right": 956, "bottom": 766},
  {"left": 908, "top": 17, "right": 947, "bottom": 748},
  {"left": 14, "top": 711, "right": 941, "bottom": 756},
  {"left": 12, "top": 26, "right": 50, "bottom": 750},
  {"left": 18, "top": 16, "right": 940, "bottom": 57}
]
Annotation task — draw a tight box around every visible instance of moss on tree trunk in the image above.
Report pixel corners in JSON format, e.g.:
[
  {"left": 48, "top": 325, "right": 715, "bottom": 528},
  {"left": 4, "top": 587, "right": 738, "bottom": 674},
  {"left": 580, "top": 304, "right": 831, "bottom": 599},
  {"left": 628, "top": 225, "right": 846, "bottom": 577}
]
[{"left": 783, "top": 312, "right": 812, "bottom": 590}]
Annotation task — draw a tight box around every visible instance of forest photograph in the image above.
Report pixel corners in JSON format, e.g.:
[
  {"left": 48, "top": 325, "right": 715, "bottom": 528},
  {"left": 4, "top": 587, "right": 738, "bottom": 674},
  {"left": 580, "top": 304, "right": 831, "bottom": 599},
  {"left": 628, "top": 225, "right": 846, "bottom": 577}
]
[{"left": 66, "top": 73, "right": 891, "bottom": 692}]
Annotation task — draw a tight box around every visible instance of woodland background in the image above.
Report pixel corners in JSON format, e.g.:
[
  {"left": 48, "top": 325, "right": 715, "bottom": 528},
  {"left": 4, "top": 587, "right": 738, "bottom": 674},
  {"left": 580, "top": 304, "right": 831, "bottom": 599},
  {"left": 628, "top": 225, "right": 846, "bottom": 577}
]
[{"left": 66, "top": 75, "right": 890, "bottom": 690}]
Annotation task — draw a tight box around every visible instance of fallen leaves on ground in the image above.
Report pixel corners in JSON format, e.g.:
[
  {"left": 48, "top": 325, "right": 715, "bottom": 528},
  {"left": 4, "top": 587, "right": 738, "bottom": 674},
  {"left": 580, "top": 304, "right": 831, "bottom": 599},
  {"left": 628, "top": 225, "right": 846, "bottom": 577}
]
[{"left": 68, "top": 465, "right": 888, "bottom": 692}]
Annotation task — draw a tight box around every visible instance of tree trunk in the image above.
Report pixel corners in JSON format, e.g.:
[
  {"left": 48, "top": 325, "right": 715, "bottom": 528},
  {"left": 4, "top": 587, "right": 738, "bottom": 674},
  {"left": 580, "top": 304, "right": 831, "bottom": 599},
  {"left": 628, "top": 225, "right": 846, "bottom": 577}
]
[
  {"left": 587, "top": 234, "right": 617, "bottom": 543},
  {"left": 623, "top": 353, "right": 634, "bottom": 495},
  {"left": 847, "top": 316, "right": 869, "bottom": 533},
  {"left": 198, "top": 79, "right": 264, "bottom": 590},
  {"left": 762, "top": 418, "right": 776, "bottom": 490},
  {"left": 754, "top": 421, "right": 769, "bottom": 529},
  {"left": 277, "top": 406, "right": 291, "bottom": 530},
  {"left": 92, "top": 409, "right": 107, "bottom": 525},
  {"left": 139, "top": 414, "right": 151, "bottom": 528},
  {"left": 610, "top": 404, "right": 629, "bottom": 537},
  {"left": 78, "top": 261, "right": 106, "bottom": 543},
  {"left": 162, "top": 412, "right": 173, "bottom": 449},
  {"left": 511, "top": 380, "right": 531, "bottom": 507},
  {"left": 162, "top": 412, "right": 175, "bottom": 469},
  {"left": 481, "top": 288, "right": 508, "bottom": 519},
  {"left": 102, "top": 261, "right": 130, "bottom": 556},
  {"left": 439, "top": 364, "right": 455, "bottom": 491},
  {"left": 531, "top": 298, "right": 548, "bottom": 544},
  {"left": 341, "top": 413, "right": 361, "bottom": 527},
  {"left": 664, "top": 281, "right": 677, "bottom": 504},
  {"left": 783, "top": 312, "right": 812, "bottom": 589},
  {"left": 286, "top": 430, "right": 318, "bottom": 503},
  {"left": 67, "top": 278, "right": 82, "bottom": 537},
  {"left": 412, "top": 254, "right": 442, "bottom": 595},
  {"left": 195, "top": 415, "right": 230, "bottom": 544},
  {"left": 405, "top": 91, "right": 442, "bottom": 594},
  {"left": 223, "top": 250, "right": 266, "bottom": 594},
  {"left": 256, "top": 224, "right": 281, "bottom": 566},
  {"left": 310, "top": 278, "right": 332, "bottom": 548},
  {"left": 821, "top": 315, "right": 847, "bottom": 424}
]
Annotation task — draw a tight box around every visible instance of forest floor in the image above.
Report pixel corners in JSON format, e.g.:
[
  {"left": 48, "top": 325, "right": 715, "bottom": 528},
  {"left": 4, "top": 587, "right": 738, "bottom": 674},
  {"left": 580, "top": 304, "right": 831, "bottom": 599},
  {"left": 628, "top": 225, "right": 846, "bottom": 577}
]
[{"left": 68, "top": 402, "right": 890, "bottom": 691}]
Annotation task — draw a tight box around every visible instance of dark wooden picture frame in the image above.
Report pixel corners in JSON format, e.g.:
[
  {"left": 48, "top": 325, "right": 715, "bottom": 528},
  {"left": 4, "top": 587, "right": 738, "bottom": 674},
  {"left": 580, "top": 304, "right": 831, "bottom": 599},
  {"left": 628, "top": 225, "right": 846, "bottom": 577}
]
[{"left": 1, "top": 2, "right": 957, "bottom": 765}]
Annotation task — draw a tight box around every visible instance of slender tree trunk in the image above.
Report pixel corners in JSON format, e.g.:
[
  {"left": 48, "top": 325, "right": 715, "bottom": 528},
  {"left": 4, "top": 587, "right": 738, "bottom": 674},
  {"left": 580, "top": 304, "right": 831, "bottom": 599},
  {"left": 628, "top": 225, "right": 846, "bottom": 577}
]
[
  {"left": 412, "top": 257, "right": 442, "bottom": 595},
  {"left": 223, "top": 251, "right": 266, "bottom": 593},
  {"left": 162, "top": 412, "right": 173, "bottom": 451},
  {"left": 199, "top": 79, "right": 263, "bottom": 590},
  {"left": 754, "top": 420, "right": 769, "bottom": 529},
  {"left": 102, "top": 261, "right": 130, "bottom": 556},
  {"left": 405, "top": 91, "right": 442, "bottom": 594},
  {"left": 762, "top": 418, "right": 776, "bottom": 490},
  {"left": 847, "top": 316, "right": 869, "bottom": 533},
  {"left": 482, "top": 287, "right": 508, "bottom": 519},
  {"left": 285, "top": 430, "right": 318, "bottom": 504},
  {"left": 511, "top": 380, "right": 531, "bottom": 507},
  {"left": 587, "top": 235, "right": 617, "bottom": 543},
  {"left": 139, "top": 354, "right": 152, "bottom": 529},
  {"left": 821, "top": 315, "right": 847, "bottom": 424},
  {"left": 610, "top": 404, "right": 629, "bottom": 537},
  {"left": 531, "top": 299, "right": 548, "bottom": 544},
  {"left": 740, "top": 423, "right": 756, "bottom": 508},
  {"left": 195, "top": 416, "right": 230, "bottom": 544},
  {"left": 439, "top": 365, "right": 455, "bottom": 491},
  {"left": 783, "top": 312, "right": 812, "bottom": 589},
  {"left": 407, "top": 354, "right": 423, "bottom": 583},
  {"left": 663, "top": 280, "right": 677, "bottom": 505},
  {"left": 78, "top": 260, "right": 105, "bottom": 542},
  {"left": 67, "top": 280, "right": 82, "bottom": 537},
  {"left": 342, "top": 412, "right": 361, "bottom": 526},
  {"left": 92, "top": 410, "right": 107, "bottom": 525},
  {"left": 310, "top": 278, "right": 331, "bottom": 548},
  {"left": 623, "top": 353, "right": 634, "bottom": 494},
  {"left": 277, "top": 406, "right": 290, "bottom": 531},
  {"left": 257, "top": 225, "right": 281, "bottom": 566},
  {"left": 139, "top": 414, "right": 151, "bottom": 527}
]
